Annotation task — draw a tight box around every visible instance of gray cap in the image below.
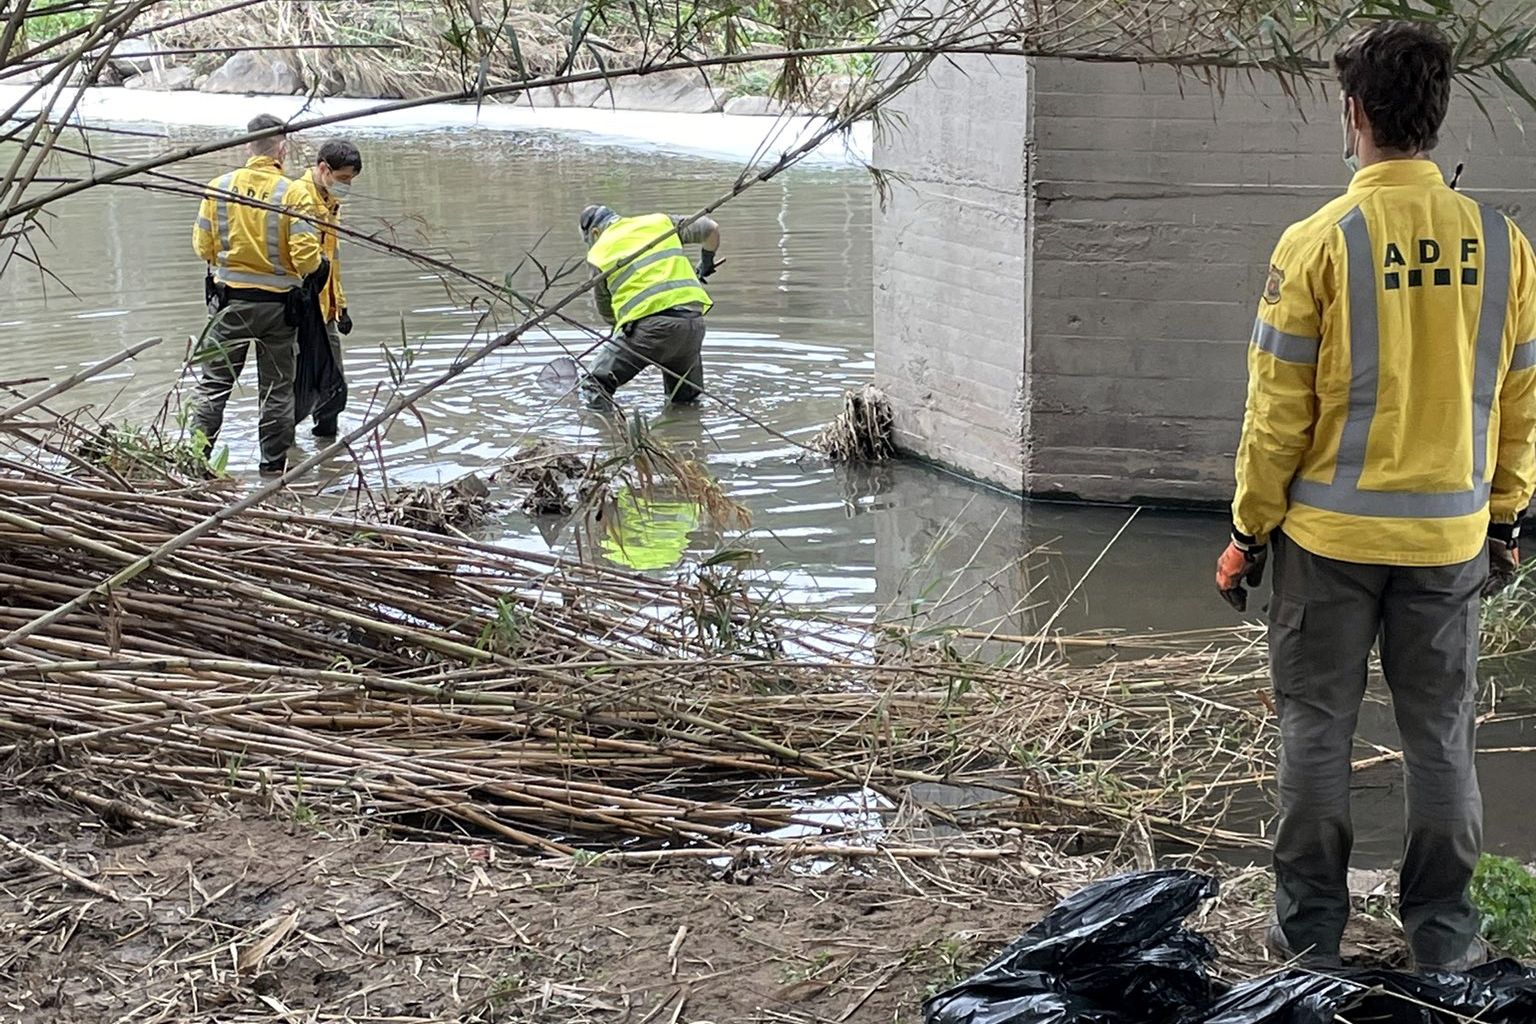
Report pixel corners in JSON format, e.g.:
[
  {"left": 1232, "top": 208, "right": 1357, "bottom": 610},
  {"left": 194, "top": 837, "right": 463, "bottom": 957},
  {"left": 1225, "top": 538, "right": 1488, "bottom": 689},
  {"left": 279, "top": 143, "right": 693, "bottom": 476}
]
[{"left": 580, "top": 204, "right": 618, "bottom": 242}]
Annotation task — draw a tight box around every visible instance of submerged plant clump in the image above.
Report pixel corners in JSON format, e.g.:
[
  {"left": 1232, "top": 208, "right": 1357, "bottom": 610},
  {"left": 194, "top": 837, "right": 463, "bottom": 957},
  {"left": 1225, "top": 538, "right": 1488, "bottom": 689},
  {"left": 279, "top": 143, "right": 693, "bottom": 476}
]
[
  {"left": 813, "top": 384, "right": 897, "bottom": 463},
  {"left": 365, "top": 472, "right": 500, "bottom": 534}
]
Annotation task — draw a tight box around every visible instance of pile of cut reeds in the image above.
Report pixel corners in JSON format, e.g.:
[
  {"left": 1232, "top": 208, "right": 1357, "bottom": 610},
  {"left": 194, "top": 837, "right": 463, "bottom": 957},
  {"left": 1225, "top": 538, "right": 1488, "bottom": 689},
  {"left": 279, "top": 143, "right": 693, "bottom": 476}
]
[
  {"left": 0, "top": 370, "right": 1278, "bottom": 859},
  {"left": 0, "top": 472, "right": 1276, "bottom": 855}
]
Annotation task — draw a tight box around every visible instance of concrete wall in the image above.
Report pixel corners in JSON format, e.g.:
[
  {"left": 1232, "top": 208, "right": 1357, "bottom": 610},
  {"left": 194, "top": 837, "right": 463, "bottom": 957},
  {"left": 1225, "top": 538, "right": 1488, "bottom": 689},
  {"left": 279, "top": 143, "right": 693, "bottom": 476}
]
[
  {"left": 871, "top": 53, "right": 1033, "bottom": 491},
  {"left": 873, "top": 58, "right": 1536, "bottom": 505}
]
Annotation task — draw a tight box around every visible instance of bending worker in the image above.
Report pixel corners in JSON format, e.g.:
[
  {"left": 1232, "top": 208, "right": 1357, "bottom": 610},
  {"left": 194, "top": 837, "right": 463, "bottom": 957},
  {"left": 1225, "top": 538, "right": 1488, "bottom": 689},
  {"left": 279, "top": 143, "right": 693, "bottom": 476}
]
[
  {"left": 192, "top": 113, "right": 323, "bottom": 475},
  {"left": 290, "top": 138, "right": 363, "bottom": 439},
  {"left": 578, "top": 204, "right": 720, "bottom": 405},
  {"left": 1216, "top": 23, "right": 1536, "bottom": 974}
]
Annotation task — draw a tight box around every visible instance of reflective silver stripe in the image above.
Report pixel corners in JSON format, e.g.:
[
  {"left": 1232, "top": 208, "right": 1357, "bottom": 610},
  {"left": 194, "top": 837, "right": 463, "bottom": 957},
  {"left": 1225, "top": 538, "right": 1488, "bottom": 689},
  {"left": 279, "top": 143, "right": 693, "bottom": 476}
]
[
  {"left": 213, "top": 171, "right": 235, "bottom": 267},
  {"left": 616, "top": 279, "right": 700, "bottom": 321},
  {"left": 1289, "top": 478, "right": 1491, "bottom": 518},
  {"left": 266, "top": 177, "right": 291, "bottom": 279},
  {"left": 607, "top": 246, "right": 685, "bottom": 292},
  {"left": 1289, "top": 204, "right": 1510, "bottom": 519},
  {"left": 1512, "top": 340, "right": 1536, "bottom": 372},
  {"left": 1251, "top": 319, "right": 1319, "bottom": 364},
  {"left": 1331, "top": 206, "right": 1376, "bottom": 496},
  {"left": 291, "top": 220, "right": 317, "bottom": 237},
  {"left": 1471, "top": 204, "right": 1509, "bottom": 483},
  {"left": 215, "top": 268, "right": 297, "bottom": 289},
  {"left": 196, "top": 216, "right": 213, "bottom": 233}
]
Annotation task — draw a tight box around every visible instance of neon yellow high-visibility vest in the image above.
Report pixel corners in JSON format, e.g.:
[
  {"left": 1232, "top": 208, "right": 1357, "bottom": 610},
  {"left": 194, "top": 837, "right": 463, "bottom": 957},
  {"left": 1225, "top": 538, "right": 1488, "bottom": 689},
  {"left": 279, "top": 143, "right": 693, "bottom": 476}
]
[{"left": 588, "top": 213, "right": 712, "bottom": 328}]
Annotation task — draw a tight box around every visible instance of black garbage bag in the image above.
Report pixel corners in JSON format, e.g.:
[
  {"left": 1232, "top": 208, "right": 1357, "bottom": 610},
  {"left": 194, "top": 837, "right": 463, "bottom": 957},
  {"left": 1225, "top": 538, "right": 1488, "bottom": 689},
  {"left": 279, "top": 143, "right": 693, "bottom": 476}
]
[
  {"left": 924, "top": 870, "right": 1219, "bottom": 1024},
  {"left": 922, "top": 870, "right": 1536, "bottom": 1024},
  {"left": 1177, "top": 970, "right": 1365, "bottom": 1024},
  {"left": 1472, "top": 958, "right": 1536, "bottom": 1018},
  {"left": 1339, "top": 960, "right": 1536, "bottom": 1024},
  {"left": 292, "top": 265, "right": 344, "bottom": 425}
]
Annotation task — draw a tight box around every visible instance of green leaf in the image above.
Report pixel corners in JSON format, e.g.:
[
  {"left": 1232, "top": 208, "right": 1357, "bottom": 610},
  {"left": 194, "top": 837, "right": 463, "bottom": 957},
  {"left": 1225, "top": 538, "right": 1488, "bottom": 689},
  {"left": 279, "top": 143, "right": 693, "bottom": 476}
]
[
  {"left": 502, "top": 23, "right": 528, "bottom": 82},
  {"left": 702, "top": 547, "right": 757, "bottom": 566}
]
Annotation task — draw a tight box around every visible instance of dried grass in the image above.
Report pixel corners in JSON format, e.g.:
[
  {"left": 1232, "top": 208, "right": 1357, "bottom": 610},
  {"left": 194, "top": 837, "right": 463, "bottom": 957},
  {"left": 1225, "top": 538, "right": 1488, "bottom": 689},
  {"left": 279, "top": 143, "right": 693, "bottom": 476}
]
[
  {"left": 362, "top": 472, "right": 500, "bottom": 534},
  {"left": 813, "top": 384, "right": 896, "bottom": 463}
]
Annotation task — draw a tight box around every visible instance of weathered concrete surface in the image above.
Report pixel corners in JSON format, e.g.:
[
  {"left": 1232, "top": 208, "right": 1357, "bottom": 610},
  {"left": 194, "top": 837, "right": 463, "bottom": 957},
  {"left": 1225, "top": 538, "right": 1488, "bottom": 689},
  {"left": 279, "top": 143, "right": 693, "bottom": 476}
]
[
  {"left": 871, "top": 53, "right": 1032, "bottom": 491},
  {"left": 873, "top": 58, "right": 1536, "bottom": 505}
]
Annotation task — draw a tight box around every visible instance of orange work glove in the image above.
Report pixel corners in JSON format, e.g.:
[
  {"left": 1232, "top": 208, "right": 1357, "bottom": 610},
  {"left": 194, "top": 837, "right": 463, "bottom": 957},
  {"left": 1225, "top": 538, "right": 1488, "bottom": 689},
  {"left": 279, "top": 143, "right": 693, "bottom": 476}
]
[
  {"left": 1483, "top": 522, "right": 1521, "bottom": 599},
  {"left": 1216, "top": 532, "right": 1267, "bottom": 612}
]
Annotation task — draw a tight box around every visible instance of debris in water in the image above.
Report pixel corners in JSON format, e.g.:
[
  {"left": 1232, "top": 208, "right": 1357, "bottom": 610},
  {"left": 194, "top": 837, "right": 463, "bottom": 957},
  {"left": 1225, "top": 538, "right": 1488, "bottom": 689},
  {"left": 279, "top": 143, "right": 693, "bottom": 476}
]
[
  {"left": 499, "top": 441, "right": 591, "bottom": 516},
  {"left": 367, "top": 472, "right": 498, "bottom": 534},
  {"left": 812, "top": 384, "right": 897, "bottom": 463}
]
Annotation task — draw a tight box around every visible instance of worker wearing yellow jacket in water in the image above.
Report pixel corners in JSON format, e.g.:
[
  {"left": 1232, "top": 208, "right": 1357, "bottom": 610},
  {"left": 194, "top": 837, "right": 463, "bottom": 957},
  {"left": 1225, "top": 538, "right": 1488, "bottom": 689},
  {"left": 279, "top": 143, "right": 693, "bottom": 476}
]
[
  {"left": 1216, "top": 23, "right": 1536, "bottom": 975},
  {"left": 289, "top": 139, "right": 363, "bottom": 439},
  {"left": 192, "top": 113, "right": 323, "bottom": 474},
  {"left": 579, "top": 205, "right": 719, "bottom": 405}
]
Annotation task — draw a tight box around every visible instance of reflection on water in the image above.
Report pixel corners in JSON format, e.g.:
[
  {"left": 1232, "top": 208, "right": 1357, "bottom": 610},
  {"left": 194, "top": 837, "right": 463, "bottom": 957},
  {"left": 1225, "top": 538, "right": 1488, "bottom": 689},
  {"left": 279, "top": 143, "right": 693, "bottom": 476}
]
[
  {"left": 598, "top": 487, "right": 700, "bottom": 571},
  {"left": 4, "top": 117, "right": 1535, "bottom": 861}
]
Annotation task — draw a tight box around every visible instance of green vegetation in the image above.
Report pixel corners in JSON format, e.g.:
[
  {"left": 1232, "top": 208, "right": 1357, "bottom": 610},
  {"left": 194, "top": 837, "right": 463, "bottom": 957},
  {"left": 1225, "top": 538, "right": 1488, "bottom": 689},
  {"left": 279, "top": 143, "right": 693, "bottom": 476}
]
[
  {"left": 918, "top": 933, "right": 977, "bottom": 999},
  {"left": 1480, "top": 563, "right": 1536, "bottom": 656},
  {"left": 475, "top": 595, "right": 531, "bottom": 658},
  {"left": 75, "top": 421, "right": 223, "bottom": 482},
  {"left": 1472, "top": 853, "right": 1536, "bottom": 957},
  {"left": 21, "top": 5, "right": 97, "bottom": 48}
]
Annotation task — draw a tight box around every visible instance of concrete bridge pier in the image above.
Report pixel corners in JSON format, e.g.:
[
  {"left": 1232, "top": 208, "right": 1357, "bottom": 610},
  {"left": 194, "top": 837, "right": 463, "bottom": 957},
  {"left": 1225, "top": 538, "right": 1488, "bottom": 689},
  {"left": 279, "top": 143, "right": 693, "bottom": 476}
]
[{"left": 872, "top": 55, "right": 1536, "bottom": 506}]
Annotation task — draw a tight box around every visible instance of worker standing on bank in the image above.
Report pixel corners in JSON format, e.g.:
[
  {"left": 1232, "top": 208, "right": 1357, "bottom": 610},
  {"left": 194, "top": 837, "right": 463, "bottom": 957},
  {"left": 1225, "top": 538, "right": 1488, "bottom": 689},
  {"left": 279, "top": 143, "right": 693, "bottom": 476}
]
[
  {"left": 192, "top": 113, "right": 323, "bottom": 475},
  {"left": 1217, "top": 23, "right": 1536, "bottom": 973},
  {"left": 290, "top": 138, "right": 363, "bottom": 439},
  {"left": 578, "top": 204, "right": 720, "bottom": 405}
]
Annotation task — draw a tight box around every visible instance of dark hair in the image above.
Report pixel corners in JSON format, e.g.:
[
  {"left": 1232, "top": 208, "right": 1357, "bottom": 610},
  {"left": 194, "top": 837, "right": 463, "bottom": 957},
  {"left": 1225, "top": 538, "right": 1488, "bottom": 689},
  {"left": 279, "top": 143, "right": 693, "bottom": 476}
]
[
  {"left": 318, "top": 139, "right": 362, "bottom": 174},
  {"left": 247, "top": 113, "right": 284, "bottom": 134},
  {"left": 1333, "top": 22, "right": 1452, "bottom": 154},
  {"left": 246, "top": 113, "right": 286, "bottom": 158}
]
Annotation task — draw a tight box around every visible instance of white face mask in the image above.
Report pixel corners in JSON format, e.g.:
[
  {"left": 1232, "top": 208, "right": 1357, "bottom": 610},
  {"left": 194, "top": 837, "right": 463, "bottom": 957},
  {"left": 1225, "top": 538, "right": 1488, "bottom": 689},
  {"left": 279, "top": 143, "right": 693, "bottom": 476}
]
[
  {"left": 327, "top": 179, "right": 352, "bottom": 199},
  {"left": 1341, "top": 100, "right": 1360, "bottom": 175}
]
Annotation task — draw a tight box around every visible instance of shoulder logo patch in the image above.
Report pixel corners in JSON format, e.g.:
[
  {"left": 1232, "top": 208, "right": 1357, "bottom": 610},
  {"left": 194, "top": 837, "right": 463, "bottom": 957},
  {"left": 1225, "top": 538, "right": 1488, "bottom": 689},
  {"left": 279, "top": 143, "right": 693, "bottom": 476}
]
[{"left": 1262, "top": 264, "right": 1286, "bottom": 305}]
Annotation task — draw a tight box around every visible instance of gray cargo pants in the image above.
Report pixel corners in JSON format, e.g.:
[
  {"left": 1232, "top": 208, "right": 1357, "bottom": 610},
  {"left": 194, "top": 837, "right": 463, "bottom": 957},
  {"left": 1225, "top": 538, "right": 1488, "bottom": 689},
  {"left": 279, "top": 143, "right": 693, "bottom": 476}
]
[
  {"left": 585, "top": 310, "right": 705, "bottom": 404},
  {"left": 191, "top": 298, "right": 297, "bottom": 467},
  {"left": 1268, "top": 532, "right": 1483, "bottom": 968}
]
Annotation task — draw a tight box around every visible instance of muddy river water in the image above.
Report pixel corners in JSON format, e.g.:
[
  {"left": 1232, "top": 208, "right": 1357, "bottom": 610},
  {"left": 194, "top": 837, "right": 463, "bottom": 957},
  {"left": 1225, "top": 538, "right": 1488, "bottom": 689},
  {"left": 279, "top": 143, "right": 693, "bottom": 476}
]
[{"left": 2, "top": 93, "right": 1532, "bottom": 862}]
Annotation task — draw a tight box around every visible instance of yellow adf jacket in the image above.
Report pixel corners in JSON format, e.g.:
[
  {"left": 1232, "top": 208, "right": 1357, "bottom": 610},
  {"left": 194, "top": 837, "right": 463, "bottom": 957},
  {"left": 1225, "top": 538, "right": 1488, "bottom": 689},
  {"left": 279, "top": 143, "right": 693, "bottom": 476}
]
[
  {"left": 192, "top": 156, "right": 321, "bottom": 292},
  {"left": 1234, "top": 160, "right": 1536, "bottom": 566},
  {"left": 289, "top": 168, "right": 346, "bottom": 321}
]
